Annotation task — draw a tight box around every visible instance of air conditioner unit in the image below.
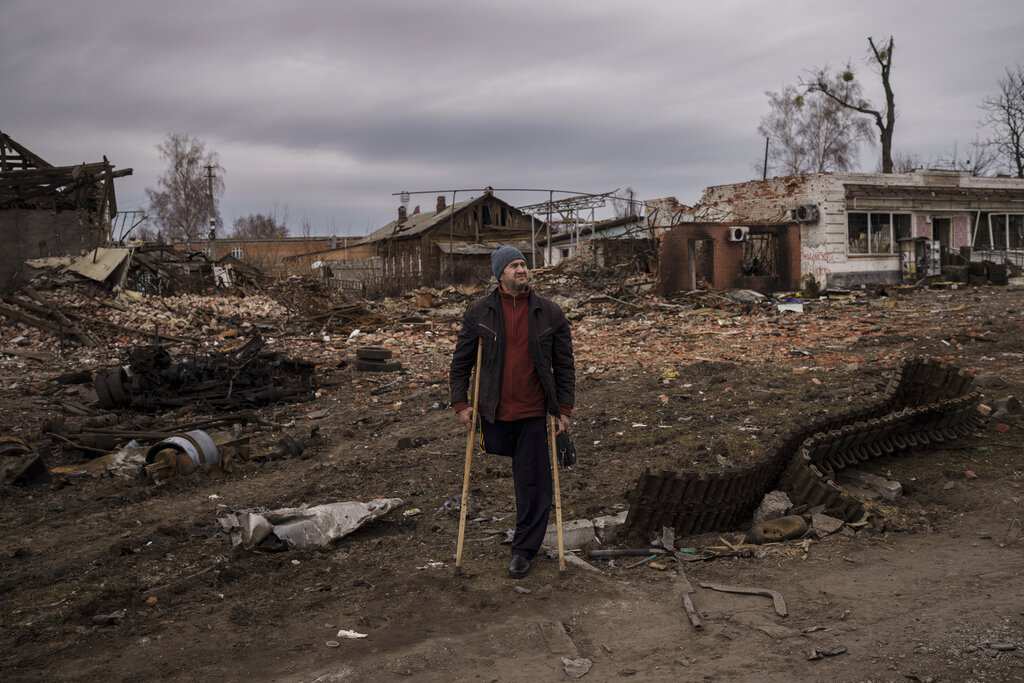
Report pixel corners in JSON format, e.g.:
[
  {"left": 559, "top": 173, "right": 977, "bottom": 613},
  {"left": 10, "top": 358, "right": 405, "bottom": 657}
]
[
  {"left": 793, "top": 204, "right": 820, "bottom": 222},
  {"left": 727, "top": 226, "right": 749, "bottom": 242}
]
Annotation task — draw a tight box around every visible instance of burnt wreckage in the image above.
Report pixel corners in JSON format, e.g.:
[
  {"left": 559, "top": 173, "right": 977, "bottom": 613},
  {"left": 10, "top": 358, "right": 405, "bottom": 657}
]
[
  {"left": 93, "top": 333, "right": 316, "bottom": 410},
  {"left": 624, "top": 357, "right": 982, "bottom": 537}
]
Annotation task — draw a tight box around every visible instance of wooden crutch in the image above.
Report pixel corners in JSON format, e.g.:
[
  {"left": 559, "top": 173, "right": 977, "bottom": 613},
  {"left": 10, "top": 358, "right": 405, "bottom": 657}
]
[
  {"left": 550, "top": 415, "right": 566, "bottom": 576},
  {"left": 454, "top": 344, "right": 483, "bottom": 575}
]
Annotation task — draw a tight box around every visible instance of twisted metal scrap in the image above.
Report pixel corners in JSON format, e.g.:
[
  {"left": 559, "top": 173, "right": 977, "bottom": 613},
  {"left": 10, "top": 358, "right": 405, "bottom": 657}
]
[{"left": 624, "top": 357, "right": 981, "bottom": 537}]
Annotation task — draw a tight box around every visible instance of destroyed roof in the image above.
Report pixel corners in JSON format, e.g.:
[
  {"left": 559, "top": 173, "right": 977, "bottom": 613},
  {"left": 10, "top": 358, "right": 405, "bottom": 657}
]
[
  {"left": 358, "top": 197, "right": 479, "bottom": 244},
  {"left": 0, "top": 131, "right": 52, "bottom": 171},
  {"left": 538, "top": 214, "right": 648, "bottom": 246},
  {"left": 0, "top": 131, "right": 133, "bottom": 214}
]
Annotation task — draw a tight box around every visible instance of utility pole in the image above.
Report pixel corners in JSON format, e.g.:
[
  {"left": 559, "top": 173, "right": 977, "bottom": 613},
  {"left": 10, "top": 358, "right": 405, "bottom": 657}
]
[{"left": 206, "top": 165, "right": 216, "bottom": 258}]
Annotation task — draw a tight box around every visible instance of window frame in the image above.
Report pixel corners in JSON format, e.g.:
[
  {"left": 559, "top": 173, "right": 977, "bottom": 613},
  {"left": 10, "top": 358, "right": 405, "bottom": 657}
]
[{"left": 847, "top": 211, "right": 911, "bottom": 256}]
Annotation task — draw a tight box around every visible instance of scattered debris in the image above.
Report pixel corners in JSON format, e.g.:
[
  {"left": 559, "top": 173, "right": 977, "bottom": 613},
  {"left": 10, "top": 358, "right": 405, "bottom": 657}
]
[
  {"left": 806, "top": 645, "right": 847, "bottom": 660},
  {"left": 562, "top": 657, "right": 593, "bottom": 679},
  {"left": 746, "top": 515, "right": 808, "bottom": 544},
  {"left": 752, "top": 490, "right": 793, "bottom": 525},
  {"left": 698, "top": 582, "right": 787, "bottom": 617},
  {"left": 543, "top": 519, "right": 596, "bottom": 550},
  {"left": 675, "top": 566, "right": 701, "bottom": 630},
  {"left": 95, "top": 334, "right": 316, "bottom": 410},
  {"left": 218, "top": 498, "right": 403, "bottom": 549},
  {"left": 811, "top": 512, "right": 845, "bottom": 536},
  {"left": 337, "top": 629, "right": 368, "bottom": 639},
  {"left": 838, "top": 469, "right": 902, "bottom": 501},
  {"left": 144, "top": 430, "right": 224, "bottom": 483},
  {"left": 0, "top": 450, "right": 51, "bottom": 487},
  {"left": 538, "top": 621, "right": 578, "bottom": 657},
  {"left": 92, "top": 609, "right": 127, "bottom": 627}
]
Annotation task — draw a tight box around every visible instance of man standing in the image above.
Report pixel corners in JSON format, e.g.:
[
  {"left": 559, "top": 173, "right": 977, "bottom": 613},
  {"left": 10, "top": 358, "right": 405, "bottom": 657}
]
[{"left": 450, "top": 246, "right": 575, "bottom": 578}]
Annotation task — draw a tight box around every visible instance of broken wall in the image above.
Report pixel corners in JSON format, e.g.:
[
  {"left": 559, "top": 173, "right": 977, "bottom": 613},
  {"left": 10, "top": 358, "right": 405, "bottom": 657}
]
[
  {"left": 658, "top": 223, "right": 800, "bottom": 294},
  {"left": 1, "top": 209, "right": 92, "bottom": 290},
  {"left": 697, "top": 171, "right": 1024, "bottom": 288}
]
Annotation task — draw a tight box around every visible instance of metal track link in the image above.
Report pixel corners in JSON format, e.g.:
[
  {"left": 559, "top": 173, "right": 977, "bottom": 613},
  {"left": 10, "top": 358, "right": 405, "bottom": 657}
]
[{"left": 623, "top": 357, "right": 981, "bottom": 538}]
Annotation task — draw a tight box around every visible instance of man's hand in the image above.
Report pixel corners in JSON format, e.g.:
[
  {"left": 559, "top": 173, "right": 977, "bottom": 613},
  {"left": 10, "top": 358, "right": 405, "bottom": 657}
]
[
  {"left": 556, "top": 414, "right": 569, "bottom": 435},
  {"left": 457, "top": 407, "right": 474, "bottom": 430}
]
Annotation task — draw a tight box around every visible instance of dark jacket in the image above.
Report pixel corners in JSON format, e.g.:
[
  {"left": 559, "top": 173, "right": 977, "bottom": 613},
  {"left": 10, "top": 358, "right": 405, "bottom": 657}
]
[{"left": 450, "top": 287, "right": 575, "bottom": 423}]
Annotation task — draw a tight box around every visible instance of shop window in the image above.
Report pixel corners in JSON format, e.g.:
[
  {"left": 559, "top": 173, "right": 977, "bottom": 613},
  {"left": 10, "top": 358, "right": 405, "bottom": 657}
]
[
  {"left": 993, "top": 215, "right": 1008, "bottom": 251},
  {"left": 848, "top": 212, "right": 907, "bottom": 255},
  {"left": 894, "top": 214, "right": 912, "bottom": 241},
  {"left": 848, "top": 213, "right": 868, "bottom": 253},
  {"left": 1010, "top": 215, "right": 1024, "bottom": 249},
  {"left": 975, "top": 213, "right": 993, "bottom": 248},
  {"left": 870, "top": 214, "right": 891, "bottom": 253}
]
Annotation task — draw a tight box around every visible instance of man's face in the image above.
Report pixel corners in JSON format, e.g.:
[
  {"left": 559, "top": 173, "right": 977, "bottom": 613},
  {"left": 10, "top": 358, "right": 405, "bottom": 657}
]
[{"left": 499, "top": 258, "right": 529, "bottom": 291}]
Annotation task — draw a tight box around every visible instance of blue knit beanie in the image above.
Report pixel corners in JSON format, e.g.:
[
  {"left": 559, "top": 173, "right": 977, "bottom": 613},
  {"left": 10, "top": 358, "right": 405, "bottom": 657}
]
[{"left": 491, "top": 246, "right": 525, "bottom": 281}]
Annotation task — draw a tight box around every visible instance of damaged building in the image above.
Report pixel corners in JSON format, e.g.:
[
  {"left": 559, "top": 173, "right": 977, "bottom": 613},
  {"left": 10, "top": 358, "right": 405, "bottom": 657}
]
[
  {"left": 658, "top": 220, "right": 803, "bottom": 294},
  {"left": 0, "top": 131, "right": 132, "bottom": 290},
  {"left": 691, "top": 170, "right": 1024, "bottom": 288},
  {"left": 357, "top": 188, "right": 540, "bottom": 289}
]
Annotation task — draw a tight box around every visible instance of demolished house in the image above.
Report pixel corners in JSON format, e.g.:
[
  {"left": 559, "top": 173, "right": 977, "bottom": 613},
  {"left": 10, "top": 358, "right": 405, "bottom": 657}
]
[
  {"left": 0, "top": 131, "right": 132, "bottom": 291},
  {"left": 357, "top": 189, "right": 540, "bottom": 289},
  {"left": 658, "top": 220, "right": 803, "bottom": 294},
  {"left": 539, "top": 213, "right": 654, "bottom": 269},
  {"left": 691, "top": 169, "right": 1024, "bottom": 288}
]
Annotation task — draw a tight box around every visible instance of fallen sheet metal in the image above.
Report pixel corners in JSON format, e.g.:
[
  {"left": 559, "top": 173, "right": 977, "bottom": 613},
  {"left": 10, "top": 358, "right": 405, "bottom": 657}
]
[
  {"left": 219, "top": 498, "right": 403, "bottom": 549},
  {"left": 69, "top": 248, "right": 130, "bottom": 283}
]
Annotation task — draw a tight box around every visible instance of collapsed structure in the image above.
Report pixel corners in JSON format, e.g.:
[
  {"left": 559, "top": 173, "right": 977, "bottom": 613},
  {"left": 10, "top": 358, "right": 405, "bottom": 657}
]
[{"left": 0, "top": 131, "right": 132, "bottom": 291}]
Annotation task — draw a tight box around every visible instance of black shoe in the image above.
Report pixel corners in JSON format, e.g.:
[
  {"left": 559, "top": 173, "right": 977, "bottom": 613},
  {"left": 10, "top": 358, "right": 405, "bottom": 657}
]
[{"left": 509, "top": 555, "right": 530, "bottom": 579}]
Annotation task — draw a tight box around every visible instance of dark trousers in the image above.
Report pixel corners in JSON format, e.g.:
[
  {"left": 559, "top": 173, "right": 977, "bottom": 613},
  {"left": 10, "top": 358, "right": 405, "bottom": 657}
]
[{"left": 480, "top": 416, "right": 552, "bottom": 560}]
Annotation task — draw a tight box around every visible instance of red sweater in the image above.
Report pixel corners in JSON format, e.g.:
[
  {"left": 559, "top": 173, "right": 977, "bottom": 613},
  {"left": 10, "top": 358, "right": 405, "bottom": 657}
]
[
  {"left": 495, "top": 288, "right": 547, "bottom": 420},
  {"left": 453, "top": 287, "right": 571, "bottom": 421}
]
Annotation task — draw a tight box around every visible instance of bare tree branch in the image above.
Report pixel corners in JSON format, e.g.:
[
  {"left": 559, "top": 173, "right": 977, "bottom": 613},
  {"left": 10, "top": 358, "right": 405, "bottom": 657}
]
[
  {"left": 802, "top": 36, "right": 896, "bottom": 172},
  {"left": 980, "top": 64, "right": 1024, "bottom": 178}
]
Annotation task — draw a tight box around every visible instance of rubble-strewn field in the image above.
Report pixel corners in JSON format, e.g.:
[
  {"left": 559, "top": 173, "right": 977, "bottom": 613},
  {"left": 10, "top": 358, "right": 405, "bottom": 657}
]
[{"left": 1, "top": 264, "right": 1022, "bottom": 681}]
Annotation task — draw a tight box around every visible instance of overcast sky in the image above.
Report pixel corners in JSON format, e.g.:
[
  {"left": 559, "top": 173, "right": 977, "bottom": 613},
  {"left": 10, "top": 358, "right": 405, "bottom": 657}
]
[{"left": 3, "top": 1, "right": 1022, "bottom": 236}]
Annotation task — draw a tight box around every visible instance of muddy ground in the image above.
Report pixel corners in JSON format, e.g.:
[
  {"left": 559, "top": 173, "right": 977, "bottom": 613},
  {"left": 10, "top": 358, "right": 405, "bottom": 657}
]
[{"left": 1, "top": 280, "right": 1023, "bottom": 682}]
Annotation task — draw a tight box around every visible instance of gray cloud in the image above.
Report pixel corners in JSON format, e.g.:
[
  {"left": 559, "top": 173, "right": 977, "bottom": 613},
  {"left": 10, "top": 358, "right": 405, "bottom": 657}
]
[{"left": 3, "top": 0, "right": 1022, "bottom": 234}]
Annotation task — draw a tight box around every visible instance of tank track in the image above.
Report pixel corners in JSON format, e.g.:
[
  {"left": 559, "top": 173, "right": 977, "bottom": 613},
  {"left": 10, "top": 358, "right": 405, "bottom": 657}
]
[{"left": 623, "top": 357, "right": 982, "bottom": 538}]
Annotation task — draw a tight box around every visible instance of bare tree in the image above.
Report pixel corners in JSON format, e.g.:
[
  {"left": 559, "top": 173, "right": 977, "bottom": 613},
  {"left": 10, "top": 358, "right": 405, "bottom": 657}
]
[
  {"left": 756, "top": 80, "right": 874, "bottom": 176},
  {"left": 880, "top": 148, "right": 922, "bottom": 174},
  {"left": 145, "top": 133, "right": 225, "bottom": 242},
  {"left": 804, "top": 36, "right": 896, "bottom": 173},
  {"left": 231, "top": 212, "right": 290, "bottom": 239},
  {"left": 980, "top": 64, "right": 1024, "bottom": 178},
  {"left": 928, "top": 137, "right": 998, "bottom": 176}
]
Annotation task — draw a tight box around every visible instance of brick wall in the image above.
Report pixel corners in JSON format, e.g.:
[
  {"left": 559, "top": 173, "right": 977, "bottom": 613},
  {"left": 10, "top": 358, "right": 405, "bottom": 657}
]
[{"left": 658, "top": 222, "right": 801, "bottom": 294}]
